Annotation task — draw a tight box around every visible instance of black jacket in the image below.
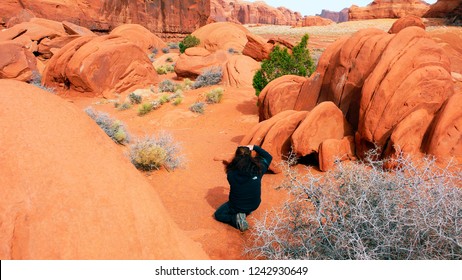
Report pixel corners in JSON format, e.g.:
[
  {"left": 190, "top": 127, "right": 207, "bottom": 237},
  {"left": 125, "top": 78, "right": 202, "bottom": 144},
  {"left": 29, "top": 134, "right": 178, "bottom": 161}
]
[{"left": 227, "top": 145, "right": 272, "bottom": 213}]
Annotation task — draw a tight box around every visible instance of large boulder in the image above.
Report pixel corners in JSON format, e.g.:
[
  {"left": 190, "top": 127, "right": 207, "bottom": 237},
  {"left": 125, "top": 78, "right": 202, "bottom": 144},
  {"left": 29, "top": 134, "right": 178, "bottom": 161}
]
[
  {"left": 349, "top": 0, "right": 430, "bottom": 20},
  {"left": 242, "top": 33, "right": 273, "bottom": 62},
  {"left": 174, "top": 47, "right": 229, "bottom": 78},
  {"left": 0, "top": 41, "right": 37, "bottom": 81},
  {"left": 192, "top": 22, "right": 250, "bottom": 53},
  {"left": 42, "top": 35, "right": 158, "bottom": 98},
  {"left": 258, "top": 75, "right": 307, "bottom": 121},
  {"left": 388, "top": 15, "right": 426, "bottom": 34},
  {"left": 318, "top": 136, "right": 356, "bottom": 172},
  {"left": 222, "top": 55, "right": 260, "bottom": 88},
  {"left": 0, "top": 80, "right": 207, "bottom": 259},
  {"left": 110, "top": 24, "right": 167, "bottom": 53},
  {"left": 424, "top": 0, "right": 462, "bottom": 18},
  {"left": 292, "top": 102, "right": 353, "bottom": 157},
  {"left": 358, "top": 27, "right": 453, "bottom": 153}
]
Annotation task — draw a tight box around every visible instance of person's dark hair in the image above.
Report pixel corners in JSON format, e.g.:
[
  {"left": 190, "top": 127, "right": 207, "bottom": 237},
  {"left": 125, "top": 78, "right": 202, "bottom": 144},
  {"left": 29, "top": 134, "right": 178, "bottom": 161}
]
[{"left": 226, "top": 146, "right": 262, "bottom": 176}]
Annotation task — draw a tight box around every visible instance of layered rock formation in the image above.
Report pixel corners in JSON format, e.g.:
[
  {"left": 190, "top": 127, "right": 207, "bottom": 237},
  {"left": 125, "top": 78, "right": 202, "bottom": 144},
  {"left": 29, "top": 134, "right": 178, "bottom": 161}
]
[
  {"left": 424, "top": 0, "right": 462, "bottom": 24},
  {"left": 0, "top": 0, "right": 211, "bottom": 39},
  {"left": 318, "top": 8, "right": 349, "bottom": 23},
  {"left": 0, "top": 79, "right": 208, "bottom": 259},
  {"left": 250, "top": 26, "right": 462, "bottom": 171},
  {"left": 295, "top": 16, "right": 334, "bottom": 27},
  {"left": 349, "top": 0, "right": 430, "bottom": 20},
  {"left": 209, "top": 0, "right": 302, "bottom": 25}
]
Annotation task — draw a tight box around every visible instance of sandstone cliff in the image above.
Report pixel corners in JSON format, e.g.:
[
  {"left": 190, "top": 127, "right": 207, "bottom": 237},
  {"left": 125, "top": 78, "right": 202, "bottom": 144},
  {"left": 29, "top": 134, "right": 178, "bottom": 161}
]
[
  {"left": 424, "top": 0, "right": 462, "bottom": 24},
  {"left": 318, "top": 8, "right": 349, "bottom": 23},
  {"left": 349, "top": 0, "right": 430, "bottom": 20}
]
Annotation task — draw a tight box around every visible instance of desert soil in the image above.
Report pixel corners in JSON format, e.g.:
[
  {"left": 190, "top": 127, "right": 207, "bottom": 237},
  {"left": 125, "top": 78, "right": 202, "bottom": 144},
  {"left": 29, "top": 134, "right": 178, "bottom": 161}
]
[{"left": 65, "top": 18, "right": 452, "bottom": 259}]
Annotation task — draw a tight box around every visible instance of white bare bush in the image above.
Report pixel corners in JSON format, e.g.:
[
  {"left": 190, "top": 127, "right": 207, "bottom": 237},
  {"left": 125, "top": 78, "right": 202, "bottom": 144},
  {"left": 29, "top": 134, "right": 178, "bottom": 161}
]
[{"left": 246, "top": 151, "right": 462, "bottom": 260}]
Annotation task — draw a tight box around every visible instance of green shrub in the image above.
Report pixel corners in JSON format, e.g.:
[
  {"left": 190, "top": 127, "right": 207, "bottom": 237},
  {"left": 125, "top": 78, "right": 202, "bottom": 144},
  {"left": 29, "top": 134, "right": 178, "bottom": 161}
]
[
  {"left": 172, "top": 97, "right": 183, "bottom": 106},
  {"left": 166, "top": 57, "right": 174, "bottom": 63},
  {"left": 205, "top": 87, "right": 224, "bottom": 104},
  {"left": 192, "top": 67, "right": 223, "bottom": 89},
  {"left": 128, "top": 92, "right": 142, "bottom": 104},
  {"left": 246, "top": 151, "right": 462, "bottom": 260},
  {"left": 84, "top": 107, "right": 130, "bottom": 144},
  {"left": 179, "top": 34, "right": 200, "bottom": 53},
  {"left": 138, "top": 102, "right": 154, "bottom": 116},
  {"left": 129, "top": 131, "right": 184, "bottom": 171},
  {"left": 158, "top": 94, "right": 170, "bottom": 105},
  {"left": 252, "top": 34, "right": 315, "bottom": 96},
  {"left": 189, "top": 102, "right": 206, "bottom": 114}
]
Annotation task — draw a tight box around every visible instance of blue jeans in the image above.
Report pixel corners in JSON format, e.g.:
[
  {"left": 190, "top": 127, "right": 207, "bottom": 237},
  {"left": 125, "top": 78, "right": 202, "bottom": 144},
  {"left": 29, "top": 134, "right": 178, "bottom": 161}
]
[{"left": 214, "top": 202, "right": 250, "bottom": 229}]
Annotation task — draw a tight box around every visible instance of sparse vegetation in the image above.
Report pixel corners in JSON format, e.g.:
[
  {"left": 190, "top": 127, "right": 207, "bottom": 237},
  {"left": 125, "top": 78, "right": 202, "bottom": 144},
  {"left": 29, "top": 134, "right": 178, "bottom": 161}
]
[
  {"left": 252, "top": 34, "right": 315, "bottom": 96},
  {"left": 166, "top": 57, "right": 174, "bottom": 63},
  {"left": 189, "top": 102, "right": 206, "bottom": 114},
  {"left": 179, "top": 34, "right": 200, "bottom": 53},
  {"left": 117, "top": 102, "right": 132, "bottom": 111},
  {"left": 29, "top": 71, "right": 55, "bottom": 93},
  {"left": 205, "top": 87, "right": 224, "bottom": 104},
  {"left": 158, "top": 94, "right": 170, "bottom": 105},
  {"left": 156, "top": 64, "right": 175, "bottom": 75},
  {"left": 172, "top": 97, "right": 183, "bottom": 106},
  {"left": 128, "top": 92, "right": 143, "bottom": 104},
  {"left": 159, "top": 79, "right": 176, "bottom": 92},
  {"left": 129, "top": 131, "right": 185, "bottom": 171},
  {"left": 246, "top": 151, "right": 462, "bottom": 260},
  {"left": 84, "top": 107, "right": 130, "bottom": 144},
  {"left": 168, "top": 42, "right": 179, "bottom": 49},
  {"left": 161, "top": 47, "right": 170, "bottom": 54},
  {"left": 138, "top": 102, "right": 154, "bottom": 116},
  {"left": 192, "top": 67, "right": 223, "bottom": 89}
]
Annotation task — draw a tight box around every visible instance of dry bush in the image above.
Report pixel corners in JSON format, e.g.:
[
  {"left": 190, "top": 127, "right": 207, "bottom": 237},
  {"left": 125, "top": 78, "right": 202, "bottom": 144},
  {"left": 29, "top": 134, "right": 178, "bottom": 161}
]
[
  {"left": 84, "top": 107, "right": 130, "bottom": 144},
  {"left": 129, "top": 131, "right": 185, "bottom": 171},
  {"left": 246, "top": 151, "right": 462, "bottom": 260}
]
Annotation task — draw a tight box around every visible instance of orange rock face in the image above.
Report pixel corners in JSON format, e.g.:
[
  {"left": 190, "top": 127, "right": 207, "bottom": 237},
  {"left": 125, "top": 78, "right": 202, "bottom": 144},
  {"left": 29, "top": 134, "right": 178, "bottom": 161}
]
[
  {"left": 0, "top": 41, "right": 37, "bottom": 81},
  {"left": 318, "top": 136, "right": 356, "bottom": 172},
  {"left": 298, "top": 16, "right": 334, "bottom": 27},
  {"left": 0, "top": 0, "right": 211, "bottom": 39},
  {"left": 250, "top": 26, "right": 460, "bottom": 170},
  {"left": 0, "top": 80, "right": 207, "bottom": 259},
  {"left": 424, "top": 0, "right": 462, "bottom": 18},
  {"left": 42, "top": 35, "right": 158, "bottom": 98},
  {"left": 110, "top": 24, "right": 167, "bottom": 53},
  {"left": 349, "top": 0, "right": 430, "bottom": 20},
  {"left": 242, "top": 33, "right": 273, "bottom": 62},
  {"left": 192, "top": 22, "right": 250, "bottom": 53},
  {"left": 174, "top": 47, "right": 229, "bottom": 78},
  {"left": 222, "top": 55, "right": 260, "bottom": 88},
  {"left": 388, "top": 15, "right": 426, "bottom": 33},
  {"left": 210, "top": 0, "right": 302, "bottom": 25}
]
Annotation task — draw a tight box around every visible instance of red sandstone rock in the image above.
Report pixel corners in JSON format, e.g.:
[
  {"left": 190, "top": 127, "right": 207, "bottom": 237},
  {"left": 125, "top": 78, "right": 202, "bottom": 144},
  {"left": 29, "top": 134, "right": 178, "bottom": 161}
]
[
  {"left": 388, "top": 15, "right": 426, "bottom": 33},
  {"left": 5, "top": 9, "right": 35, "bottom": 28},
  {"left": 358, "top": 27, "right": 453, "bottom": 152},
  {"left": 260, "top": 111, "right": 309, "bottom": 173},
  {"left": 300, "top": 16, "right": 334, "bottom": 27},
  {"left": 429, "top": 28, "right": 462, "bottom": 74},
  {"left": 349, "top": 0, "right": 430, "bottom": 20},
  {"left": 424, "top": 0, "right": 462, "bottom": 18},
  {"left": 209, "top": 0, "right": 302, "bottom": 25},
  {"left": 0, "top": 0, "right": 211, "bottom": 40},
  {"left": 318, "top": 8, "right": 349, "bottom": 23},
  {"left": 110, "top": 24, "right": 167, "bottom": 53},
  {"left": 258, "top": 75, "right": 307, "bottom": 122},
  {"left": 222, "top": 55, "right": 260, "bottom": 88},
  {"left": 242, "top": 33, "right": 272, "bottom": 62},
  {"left": 42, "top": 35, "right": 158, "bottom": 98},
  {"left": 292, "top": 102, "right": 353, "bottom": 157},
  {"left": 426, "top": 91, "right": 462, "bottom": 158},
  {"left": 62, "top": 21, "right": 95, "bottom": 36},
  {"left": 0, "top": 79, "right": 208, "bottom": 259},
  {"left": 192, "top": 22, "right": 250, "bottom": 53},
  {"left": 174, "top": 47, "right": 230, "bottom": 78},
  {"left": 0, "top": 41, "right": 37, "bottom": 81},
  {"left": 318, "top": 136, "right": 356, "bottom": 172},
  {"left": 37, "top": 35, "right": 81, "bottom": 59}
]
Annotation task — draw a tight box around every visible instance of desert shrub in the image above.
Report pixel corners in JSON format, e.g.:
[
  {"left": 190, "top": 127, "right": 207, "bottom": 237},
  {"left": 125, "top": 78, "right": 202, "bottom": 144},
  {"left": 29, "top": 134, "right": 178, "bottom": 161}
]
[
  {"left": 84, "top": 107, "right": 130, "bottom": 144},
  {"left": 138, "top": 102, "right": 154, "bottom": 116},
  {"left": 192, "top": 67, "right": 223, "bottom": 89},
  {"left": 151, "top": 48, "right": 158, "bottom": 55},
  {"left": 128, "top": 92, "right": 143, "bottom": 104},
  {"left": 159, "top": 79, "right": 176, "bottom": 92},
  {"left": 161, "top": 47, "right": 170, "bottom": 54},
  {"left": 129, "top": 131, "right": 185, "bottom": 171},
  {"left": 168, "top": 42, "right": 179, "bottom": 49},
  {"left": 158, "top": 94, "right": 170, "bottom": 104},
  {"left": 117, "top": 102, "right": 132, "bottom": 111},
  {"left": 189, "top": 102, "right": 206, "bottom": 114},
  {"left": 172, "top": 97, "right": 183, "bottom": 106},
  {"left": 156, "top": 64, "right": 175, "bottom": 75},
  {"left": 252, "top": 34, "right": 315, "bottom": 96},
  {"left": 29, "top": 71, "right": 55, "bottom": 93},
  {"left": 166, "top": 57, "right": 174, "bottom": 63},
  {"left": 179, "top": 34, "right": 200, "bottom": 53},
  {"left": 205, "top": 87, "right": 224, "bottom": 104},
  {"left": 246, "top": 151, "right": 462, "bottom": 260}
]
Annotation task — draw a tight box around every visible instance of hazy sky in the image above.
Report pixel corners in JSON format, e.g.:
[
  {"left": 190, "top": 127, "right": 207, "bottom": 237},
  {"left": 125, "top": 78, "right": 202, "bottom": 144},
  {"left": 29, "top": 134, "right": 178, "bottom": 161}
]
[{"left": 245, "top": 0, "right": 438, "bottom": 16}]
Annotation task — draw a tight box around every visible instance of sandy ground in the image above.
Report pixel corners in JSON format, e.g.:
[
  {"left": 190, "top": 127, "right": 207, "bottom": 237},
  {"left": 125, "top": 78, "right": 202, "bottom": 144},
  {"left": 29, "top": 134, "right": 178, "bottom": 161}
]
[{"left": 64, "top": 18, "right": 456, "bottom": 259}]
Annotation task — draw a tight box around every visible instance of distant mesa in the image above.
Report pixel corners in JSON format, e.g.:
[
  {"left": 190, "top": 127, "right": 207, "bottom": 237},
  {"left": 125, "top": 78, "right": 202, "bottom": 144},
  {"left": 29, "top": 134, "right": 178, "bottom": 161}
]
[
  {"left": 317, "top": 8, "right": 349, "bottom": 23},
  {"left": 349, "top": 0, "right": 431, "bottom": 20}
]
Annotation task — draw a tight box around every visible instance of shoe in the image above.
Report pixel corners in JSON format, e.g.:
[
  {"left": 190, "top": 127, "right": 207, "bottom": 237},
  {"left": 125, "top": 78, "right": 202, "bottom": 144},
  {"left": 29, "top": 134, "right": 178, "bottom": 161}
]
[{"left": 236, "top": 213, "right": 249, "bottom": 232}]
